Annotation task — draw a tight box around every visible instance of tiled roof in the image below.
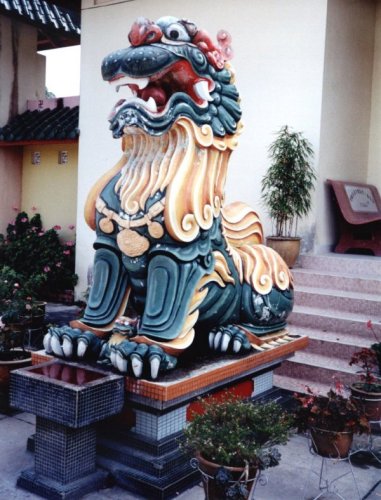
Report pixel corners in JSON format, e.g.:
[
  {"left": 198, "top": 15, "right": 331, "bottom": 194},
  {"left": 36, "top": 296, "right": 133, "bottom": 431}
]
[
  {"left": 0, "top": 0, "right": 80, "bottom": 49},
  {"left": 0, "top": 104, "right": 79, "bottom": 142}
]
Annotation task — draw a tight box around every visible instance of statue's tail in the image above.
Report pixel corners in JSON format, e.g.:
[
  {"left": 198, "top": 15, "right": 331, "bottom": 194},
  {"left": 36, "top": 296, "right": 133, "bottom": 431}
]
[{"left": 222, "top": 201, "right": 293, "bottom": 294}]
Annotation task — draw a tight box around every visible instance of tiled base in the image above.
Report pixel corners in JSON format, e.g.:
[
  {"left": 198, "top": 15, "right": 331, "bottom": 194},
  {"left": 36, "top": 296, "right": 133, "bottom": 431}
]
[
  {"left": 35, "top": 418, "right": 96, "bottom": 483},
  {"left": 105, "top": 459, "right": 200, "bottom": 500},
  {"left": 99, "top": 364, "right": 282, "bottom": 498},
  {"left": 17, "top": 468, "right": 108, "bottom": 500}
]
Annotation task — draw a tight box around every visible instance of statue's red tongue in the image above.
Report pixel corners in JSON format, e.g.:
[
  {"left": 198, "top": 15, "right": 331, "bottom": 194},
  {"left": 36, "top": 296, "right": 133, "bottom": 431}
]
[{"left": 141, "top": 87, "right": 167, "bottom": 108}]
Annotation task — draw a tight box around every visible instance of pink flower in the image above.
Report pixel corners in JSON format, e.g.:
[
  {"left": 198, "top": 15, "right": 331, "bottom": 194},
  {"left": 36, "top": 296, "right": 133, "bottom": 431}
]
[
  {"left": 44, "top": 266, "right": 51, "bottom": 272},
  {"left": 53, "top": 225, "right": 62, "bottom": 231},
  {"left": 65, "top": 240, "right": 75, "bottom": 247},
  {"left": 14, "top": 283, "right": 19, "bottom": 288},
  {"left": 367, "top": 319, "right": 380, "bottom": 342},
  {"left": 68, "top": 224, "right": 75, "bottom": 230},
  {"left": 56, "top": 262, "right": 62, "bottom": 268},
  {"left": 334, "top": 378, "right": 344, "bottom": 395},
  {"left": 63, "top": 250, "right": 70, "bottom": 255},
  {"left": 21, "top": 217, "right": 27, "bottom": 223}
]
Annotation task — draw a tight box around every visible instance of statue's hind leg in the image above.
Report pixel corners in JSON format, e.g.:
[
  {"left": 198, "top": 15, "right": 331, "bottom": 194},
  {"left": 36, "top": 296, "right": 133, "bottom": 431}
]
[{"left": 208, "top": 284, "right": 294, "bottom": 354}]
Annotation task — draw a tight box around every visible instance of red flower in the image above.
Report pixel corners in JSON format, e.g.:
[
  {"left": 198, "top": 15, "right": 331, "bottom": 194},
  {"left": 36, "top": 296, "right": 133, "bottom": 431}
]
[{"left": 53, "top": 225, "right": 62, "bottom": 231}]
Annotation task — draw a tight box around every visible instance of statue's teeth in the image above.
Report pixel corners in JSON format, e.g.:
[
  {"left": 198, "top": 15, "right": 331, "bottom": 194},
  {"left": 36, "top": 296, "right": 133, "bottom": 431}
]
[
  {"left": 110, "top": 76, "right": 149, "bottom": 90},
  {"left": 194, "top": 80, "right": 213, "bottom": 102},
  {"left": 146, "top": 96, "right": 157, "bottom": 113}
]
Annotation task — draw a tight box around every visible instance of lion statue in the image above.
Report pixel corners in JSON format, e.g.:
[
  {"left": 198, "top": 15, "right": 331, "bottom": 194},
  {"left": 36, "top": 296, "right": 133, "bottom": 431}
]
[{"left": 44, "top": 16, "right": 294, "bottom": 379}]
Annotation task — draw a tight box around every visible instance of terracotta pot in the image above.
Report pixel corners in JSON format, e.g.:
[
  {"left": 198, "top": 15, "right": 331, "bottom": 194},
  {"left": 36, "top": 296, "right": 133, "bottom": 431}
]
[
  {"left": 310, "top": 427, "right": 353, "bottom": 458},
  {"left": 266, "top": 236, "right": 301, "bottom": 268},
  {"left": 0, "top": 349, "right": 31, "bottom": 411},
  {"left": 351, "top": 383, "right": 381, "bottom": 422},
  {"left": 196, "top": 453, "right": 257, "bottom": 500}
]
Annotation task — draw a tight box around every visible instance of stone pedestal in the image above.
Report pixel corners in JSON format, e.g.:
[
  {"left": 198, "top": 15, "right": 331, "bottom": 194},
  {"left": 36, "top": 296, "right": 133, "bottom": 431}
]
[
  {"left": 95, "top": 332, "right": 308, "bottom": 499},
  {"left": 10, "top": 360, "right": 124, "bottom": 499},
  {"left": 28, "top": 333, "right": 307, "bottom": 499}
]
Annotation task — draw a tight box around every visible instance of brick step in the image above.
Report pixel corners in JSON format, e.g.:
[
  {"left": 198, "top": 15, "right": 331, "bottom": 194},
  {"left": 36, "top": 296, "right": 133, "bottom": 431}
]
[
  {"left": 298, "top": 253, "right": 381, "bottom": 278},
  {"left": 293, "top": 286, "right": 381, "bottom": 315},
  {"left": 288, "top": 305, "right": 381, "bottom": 336},
  {"left": 292, "top": 268, "right": 381, "bottom": 295},
  {"left": 275, "top": 352, "right": 357, "bottom": 388}
]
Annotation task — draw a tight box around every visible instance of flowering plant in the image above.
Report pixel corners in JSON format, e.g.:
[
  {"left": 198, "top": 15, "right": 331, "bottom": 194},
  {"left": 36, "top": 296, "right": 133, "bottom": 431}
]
[
  {"left": 0, "top": 210, "right": 77, "bottom": 298},
  {"left": 349, "top": 348, "right": 381, "bottom": 394},
  {"left": 293, "top": 383, "right": 370, "bottom": 434},
  {"left": 367, "top": 320, "right": 381, "bottom": 377},
  {"left": 182, "top": 395, "right": 292, "bottom": 469}
]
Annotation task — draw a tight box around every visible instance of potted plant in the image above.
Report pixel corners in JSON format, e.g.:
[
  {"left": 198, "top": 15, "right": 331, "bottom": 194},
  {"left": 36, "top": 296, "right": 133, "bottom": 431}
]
[
  {"left": 294, "top": 383, "right": 370, "bottom": 458},
  {"left": 182, "top": 395, "right": 292, "bottom": 499},
  {"left": 349, "top": 343, "right": 381, "bottom": 422},
  {"left": 0, "top": 266, "right": 47, "bottom": 410},
  {"left": 261, "top": 125, "right": 316, "bottom": 267},
  {"left": 367, "top": 320, "right": 381, "bottom": 377}
]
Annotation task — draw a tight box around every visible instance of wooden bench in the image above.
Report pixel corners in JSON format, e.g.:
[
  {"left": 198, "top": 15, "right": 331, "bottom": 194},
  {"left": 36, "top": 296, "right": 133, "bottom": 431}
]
[{"left": 327, "top": 179, "right": 381, "bottom": 256}]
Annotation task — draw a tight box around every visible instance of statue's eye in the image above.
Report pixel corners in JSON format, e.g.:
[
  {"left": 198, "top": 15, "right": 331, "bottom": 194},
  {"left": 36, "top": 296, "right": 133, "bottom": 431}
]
[
  {"left": 165, "top": 23, "right": 190, "bottom": 42},
  {"left": 169, "top": 29, "right": 179, "bottom": 40}
]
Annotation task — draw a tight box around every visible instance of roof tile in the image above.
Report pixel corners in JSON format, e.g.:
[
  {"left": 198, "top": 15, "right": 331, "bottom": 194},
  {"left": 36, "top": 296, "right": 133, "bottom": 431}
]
[{"left": 0, "top": 105, "right": 79, "bottom": 142}]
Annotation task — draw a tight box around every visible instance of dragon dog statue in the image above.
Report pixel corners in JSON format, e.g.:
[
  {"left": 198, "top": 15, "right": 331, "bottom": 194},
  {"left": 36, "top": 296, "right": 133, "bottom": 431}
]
[{"left": 44, "top": 16, "right": 294, "bottom": 380}]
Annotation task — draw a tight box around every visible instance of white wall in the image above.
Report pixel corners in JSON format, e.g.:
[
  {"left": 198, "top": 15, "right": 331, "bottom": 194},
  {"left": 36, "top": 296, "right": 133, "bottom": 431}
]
[
  {"left": 316, "top": 0, "right": 376, "bottom": 251},
  {"left": 76, "top": 0, "right": 328, "bottom": 294},
  {"left": 368, "top": 0, "right": 381, "bottom": 189}
]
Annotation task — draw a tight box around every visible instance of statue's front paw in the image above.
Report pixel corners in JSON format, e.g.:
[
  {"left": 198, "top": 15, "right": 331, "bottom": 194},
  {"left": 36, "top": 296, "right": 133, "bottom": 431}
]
[
  {"left": 110, "top": 341, "right": 177, "bottom": 380},
  {"left": 44, "top": 326, "right": 106, "bottom": 361},
  {"left": 208, "top": 325, "right": 251, "bottom": 353}
]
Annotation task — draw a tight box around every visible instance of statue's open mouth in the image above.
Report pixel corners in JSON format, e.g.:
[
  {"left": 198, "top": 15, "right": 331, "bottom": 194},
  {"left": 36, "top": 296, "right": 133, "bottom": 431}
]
[{"left": 108, "top": 59, "right": 214, "bottom": 119}]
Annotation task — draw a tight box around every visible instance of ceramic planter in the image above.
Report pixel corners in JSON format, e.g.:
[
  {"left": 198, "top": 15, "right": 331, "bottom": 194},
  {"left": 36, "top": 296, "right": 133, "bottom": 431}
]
[
  {"left": 350, "top": 383, "right": 381, "bottom": 422},
  {"left": 0, "top": 349, "right": 31, "bottom": 411},
  {"left": 195, "top": 453, "right": 258, "bottom": 500},
  {"left": 310, "top": 427, "right": 353, "bottom": 458},
  {"left": 265, "top": 236, "right": 301, "bottom": 268}
]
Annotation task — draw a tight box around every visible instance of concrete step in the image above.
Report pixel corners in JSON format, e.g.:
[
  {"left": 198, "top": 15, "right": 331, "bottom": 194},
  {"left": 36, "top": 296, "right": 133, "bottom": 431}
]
[
  {"left": 293, "top": 286, "right": 381, "bottom": 316},
  {"left": 298, "top": 253, "right": 381, "bottom": 278},
  {"left": 288, "top": 305, "right": 381, "bottom": 337},
  {"left": 275, "top": 351, "right": 357, "bottom": 389},
  {"left": 273, "top": 373, "right": 343, "bottom": 397},
  {"left": 292, "top": 268, "right": 381, "bottom": 295},
  {"left": 288, "top": 325, "right": 370, "bottom": 361}
]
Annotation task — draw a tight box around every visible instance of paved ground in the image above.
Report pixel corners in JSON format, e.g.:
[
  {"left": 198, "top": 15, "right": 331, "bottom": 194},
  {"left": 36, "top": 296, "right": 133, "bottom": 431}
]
[
  {"left": 0, "top": 410, "right": 380, "bottom": 500},
  {"left": 2, "top": 303, "right": 380, "bottom": 499}
]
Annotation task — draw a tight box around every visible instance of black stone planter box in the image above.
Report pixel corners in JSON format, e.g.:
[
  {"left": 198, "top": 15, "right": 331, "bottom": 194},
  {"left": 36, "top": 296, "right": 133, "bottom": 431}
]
[{"left": 10, "top": 360, "right": 124, "bottom": 499}]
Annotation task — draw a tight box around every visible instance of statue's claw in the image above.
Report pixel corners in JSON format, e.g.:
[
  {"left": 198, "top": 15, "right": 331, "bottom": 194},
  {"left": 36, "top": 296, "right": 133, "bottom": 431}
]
[
  {"left": 44, "top": 326, "right": 105, "bottom": 361},
  {"left": 208, "top": 325, "right": 252, "bottom": 354},
  {"left": 111, "top": 341, "right": 177, "bottom": 380}
]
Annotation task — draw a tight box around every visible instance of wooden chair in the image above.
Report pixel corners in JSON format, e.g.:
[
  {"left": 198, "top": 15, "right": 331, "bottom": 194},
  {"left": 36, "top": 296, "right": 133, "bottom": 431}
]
[{"left": 327, "top": 179, "right": 381, "bottom": 256}]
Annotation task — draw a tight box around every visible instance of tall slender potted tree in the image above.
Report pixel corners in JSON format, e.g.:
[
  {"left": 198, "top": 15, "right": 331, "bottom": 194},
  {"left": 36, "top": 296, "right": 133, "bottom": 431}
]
[{"left": 261, "top": 125, "right": 316, "bottom": 267}]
